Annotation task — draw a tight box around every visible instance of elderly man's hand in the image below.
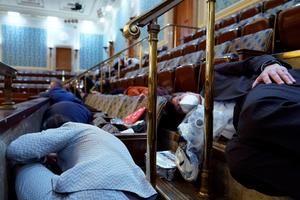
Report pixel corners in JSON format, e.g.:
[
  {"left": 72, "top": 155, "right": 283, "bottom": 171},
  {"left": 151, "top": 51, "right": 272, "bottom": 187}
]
[{"left": 252, "top": 63, "right": 296, "bottom": 88}]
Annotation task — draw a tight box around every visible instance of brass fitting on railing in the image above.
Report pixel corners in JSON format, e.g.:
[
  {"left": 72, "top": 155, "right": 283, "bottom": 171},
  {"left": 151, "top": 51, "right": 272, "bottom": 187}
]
[
  {"left": 199, "top": 0, "right": 216, "bottom": 198},
  {"left": 122, "top": 0, "right": 183, "bottom": 188},
  {"left": 123, "top": 23, "right": 141, "bottom": 40},
  {"left": 122, "top": 0, "right": 183, "bottom": 40}
]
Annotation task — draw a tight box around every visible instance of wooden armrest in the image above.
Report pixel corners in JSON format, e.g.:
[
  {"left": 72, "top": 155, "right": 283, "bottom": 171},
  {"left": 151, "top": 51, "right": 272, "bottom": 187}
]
[
  {"left": 213, "top": 54, "right": 239, "bottom": 64},
  {"left": 28, "top": 95, "right": 40, "bottom": 100},
  {"left": 202, "top": 54, "right": 239, "bottom": 65},
  {"left": 114, "top": 133, "right": 147, "bottom": 166},
  {"left": 237, "top": 49, "right": 267, "bottom": 60}
]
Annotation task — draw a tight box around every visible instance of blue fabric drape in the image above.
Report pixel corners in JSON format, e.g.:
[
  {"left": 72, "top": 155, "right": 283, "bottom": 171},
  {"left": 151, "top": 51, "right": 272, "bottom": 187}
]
[
  {"left": 2, "top": 25, "right": 47, "bottom": 68},
  {"left": 79, "top": 33, "right": 103, "bottom": 70}
]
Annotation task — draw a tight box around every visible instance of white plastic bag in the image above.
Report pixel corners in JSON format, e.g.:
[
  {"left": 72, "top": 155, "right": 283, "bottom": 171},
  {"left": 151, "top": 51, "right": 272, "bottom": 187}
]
[{"left": 175, "top": 102, "right": 232, "bottom": 181}]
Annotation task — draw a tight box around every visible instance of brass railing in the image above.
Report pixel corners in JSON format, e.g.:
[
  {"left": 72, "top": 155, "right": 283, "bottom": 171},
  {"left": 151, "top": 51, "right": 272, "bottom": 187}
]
[
  {"left": 123, "top": 0, "right": 216, "bottom": 198},
  {"left": 122, "top": 0, "right": 184, "bottom": 186},
  {"left": 64, "top": 36, "right": 148, "bottom": 84},
  {"left": 64, "top": 23, "right": 200, "bottom": 93},
  {"left": 200, "top": 0, "right": 215, "bottom": 198},
  {"left": 65, "top": 0, "right": 216, "bottom": 197}
]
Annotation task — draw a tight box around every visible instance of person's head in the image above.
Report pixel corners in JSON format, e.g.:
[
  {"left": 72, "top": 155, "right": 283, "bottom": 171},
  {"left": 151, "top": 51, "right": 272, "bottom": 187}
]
[
  {"left": 42, "top": 114, "right": 70, "bottom": 130},
  {"left": 49, "top": 79, "right": 63, "bottom": 89},
  {"left": 171, "top": 93, "right": 185, "bottom": 113},
  {"left": 171, "top": 92, "right": 202, "bottom": 114}
]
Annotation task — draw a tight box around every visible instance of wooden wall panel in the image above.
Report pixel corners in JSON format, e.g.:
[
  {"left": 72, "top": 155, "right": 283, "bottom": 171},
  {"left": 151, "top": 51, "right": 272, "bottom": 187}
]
[
  {"left": 56, "top": 47, "right": 72, "bottom": 71},
  {"left": 174, "top": 0, "right": 194, "bottom": 46}
]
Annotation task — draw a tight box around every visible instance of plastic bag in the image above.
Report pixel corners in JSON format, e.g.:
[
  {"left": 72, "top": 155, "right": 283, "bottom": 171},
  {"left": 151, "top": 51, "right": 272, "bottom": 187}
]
[
  {"left": 175, "top": 103, "right": 231, "bottom": 181},
  {"left": 123, "top": 107, "right": 146, "bottom": 124},
  {"left": 110, "top": 118, "right": 146, "bottom": 133},
  {"left": 156, "top": 151, "right": 177, "bottom": 181}
]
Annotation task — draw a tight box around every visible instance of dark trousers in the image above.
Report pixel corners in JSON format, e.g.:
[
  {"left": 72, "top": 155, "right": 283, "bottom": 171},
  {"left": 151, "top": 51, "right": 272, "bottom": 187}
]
[{"left": 226, "top": 83, "right": 300, "bottom": 199}]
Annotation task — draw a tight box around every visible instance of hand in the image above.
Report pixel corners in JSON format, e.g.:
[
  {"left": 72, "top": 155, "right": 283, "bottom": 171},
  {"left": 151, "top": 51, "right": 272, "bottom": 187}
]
[
  {"left": 46, "top": 153, "right": 57, "bottom": 163},
  {"left": 252, "top": 63, "right": 296, "bottom": 88}
]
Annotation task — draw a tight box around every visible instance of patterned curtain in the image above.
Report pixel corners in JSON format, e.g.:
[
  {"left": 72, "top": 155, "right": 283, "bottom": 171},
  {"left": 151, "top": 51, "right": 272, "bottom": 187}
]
[
  {"left": 216, "top": 0, "right": 241, "bottom": 12},
  {"left": 114, "top": 3, "right": 130, "bottom": 52},
  {"left": 2, "top": 25, "right": 47, "bottom": 68},
  {"left": 79, "top": 33, "right": 103, "bottom": 70}
]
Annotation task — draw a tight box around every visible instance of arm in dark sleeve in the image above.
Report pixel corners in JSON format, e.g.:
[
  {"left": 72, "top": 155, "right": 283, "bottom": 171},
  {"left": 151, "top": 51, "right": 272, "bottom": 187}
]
[
  {"left": 214, "top": 60, "right": 245, "bottom": 76},
  {"left": 244, "top": 54, "right": 292, "bottom": 74},
  {"left": 214, "top": 55, "right": 292, "bottom": 76}
]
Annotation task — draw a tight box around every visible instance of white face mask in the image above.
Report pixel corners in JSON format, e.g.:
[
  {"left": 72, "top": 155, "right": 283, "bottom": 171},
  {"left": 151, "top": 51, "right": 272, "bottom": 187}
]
[{"left": 179, "top": 94, "right": 200, "bottom": 113}]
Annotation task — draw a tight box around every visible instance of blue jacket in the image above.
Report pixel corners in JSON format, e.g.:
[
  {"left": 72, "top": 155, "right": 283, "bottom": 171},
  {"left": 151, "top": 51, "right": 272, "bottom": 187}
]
[
  {"left": 43, "top": 101, "right": 92, "bottom": 124},
  {"left": 40, "top": 87, "right": 82, "bottom": 105}
]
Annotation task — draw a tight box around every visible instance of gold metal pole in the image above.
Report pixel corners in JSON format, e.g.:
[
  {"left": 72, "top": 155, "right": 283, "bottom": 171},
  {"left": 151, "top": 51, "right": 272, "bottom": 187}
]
[
  {"left": 100, "top": 66, "right": 103, "bottom": 93},
  {"left": 109, "top": 64, "right": 111, "bottom": 80},
  {"left": 108, "top": 41, "right": 114, "bottom": 82},
  {"left": 120, "top": 0, "right": 183, "bottom": 189},
  {"left": 146, "top": 20, "right": 160, "bottom": 186},
  {"left": 139, "top": 42, "right": 143, "bottom": 69},
  {"left": 199, "top": 0, "right": 215, "bottom": 198},
  {"left": 84, "top": 75, "right": 87, "bottom": 93},
  {"left": 66, "top": 27, "right": 200, "bottom": 88},
  {"left": 118, "top": 57, "right": 121, "bottom": 78},
  {"left": 65, "top": 24, "right": 201, "bottom": 86},
  {"left": 173, "top": 25, "right": 176, "bottom": 48}
]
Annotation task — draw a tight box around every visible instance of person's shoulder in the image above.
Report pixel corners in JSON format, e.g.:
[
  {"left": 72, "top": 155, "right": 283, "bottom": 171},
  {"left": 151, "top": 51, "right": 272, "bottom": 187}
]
[
  {"left": 63, "top": 121, "right": 85, "bottom": 126},
  {"left": 50, "top": 87, "right": 66, "bottom": 93},
  {"left": 51, "top": 100, "right": 75, "bottom": 106},
  {"left": 63, "top": 121, "right": 96, "bottom": 130},
  {"left": 55, "top": 101, "right": 86, "bottom": 109}
]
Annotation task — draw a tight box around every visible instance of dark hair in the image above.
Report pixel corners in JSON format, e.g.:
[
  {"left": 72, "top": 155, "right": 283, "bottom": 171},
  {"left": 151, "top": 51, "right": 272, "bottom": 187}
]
[
  {"left": 51, "top": 79, "right": 63, "bottom": 88},
  {"left": 42, "top": 114, "right": 70, "bottom": 130}
]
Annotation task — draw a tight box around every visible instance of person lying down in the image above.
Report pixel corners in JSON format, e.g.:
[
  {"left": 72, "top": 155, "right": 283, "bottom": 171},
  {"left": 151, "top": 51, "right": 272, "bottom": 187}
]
[
  {"left": 171, "top": 92, "right": 235, "bottom": 181},
  {"left": 6, "top": 115, "right": 157, "bottom": 200}
]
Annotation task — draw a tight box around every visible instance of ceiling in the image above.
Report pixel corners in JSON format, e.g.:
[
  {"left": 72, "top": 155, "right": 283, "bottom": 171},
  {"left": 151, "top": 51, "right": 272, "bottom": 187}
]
[{"left": 0, "top": 0, "right": 120, "bottom": 21}]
